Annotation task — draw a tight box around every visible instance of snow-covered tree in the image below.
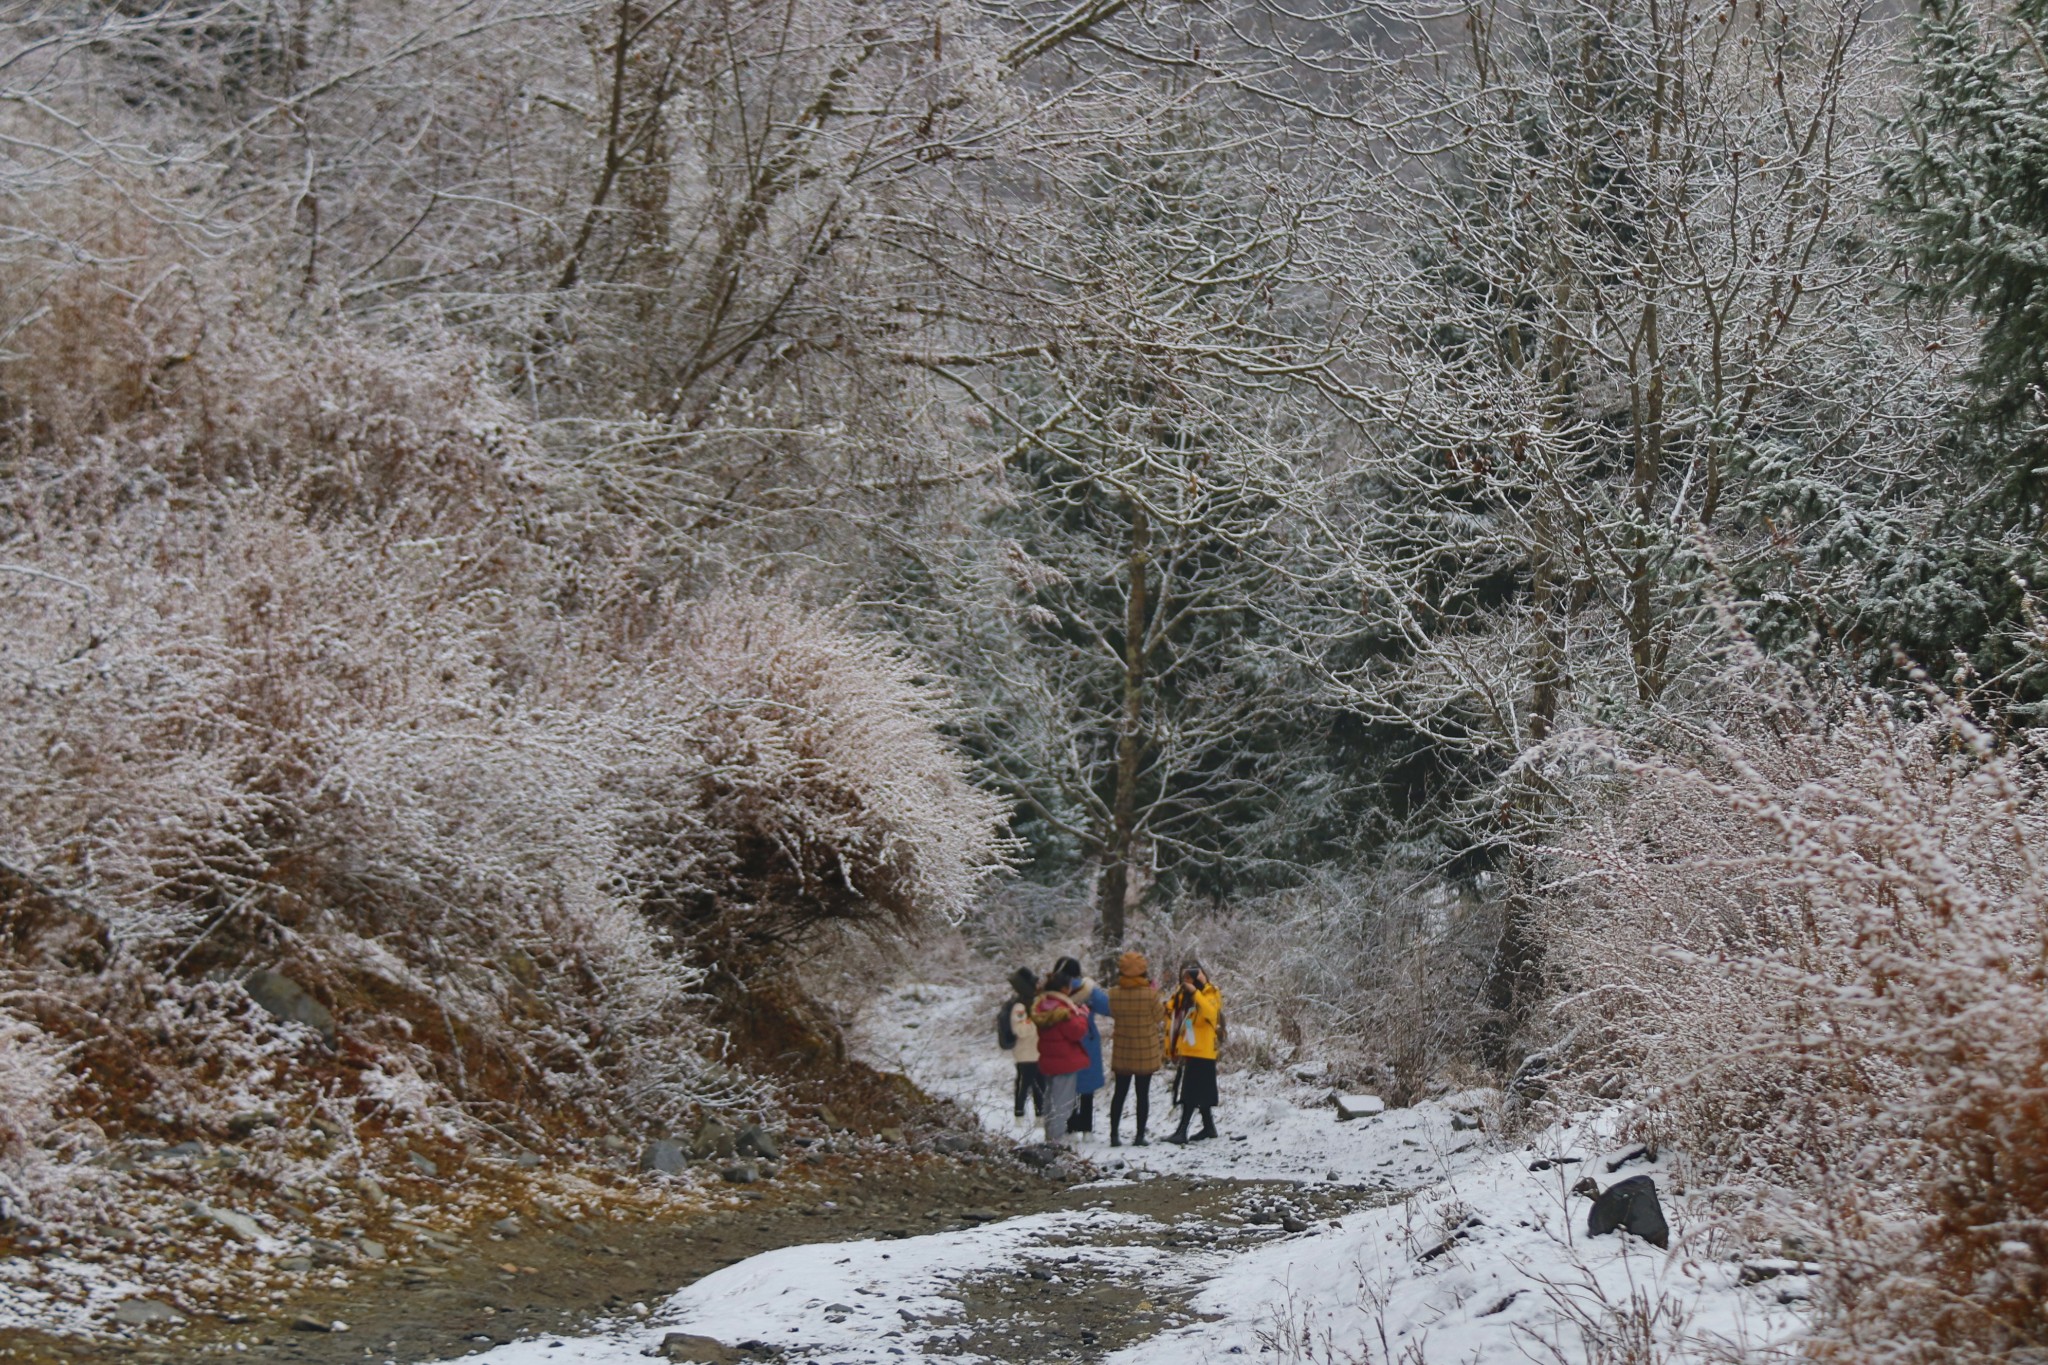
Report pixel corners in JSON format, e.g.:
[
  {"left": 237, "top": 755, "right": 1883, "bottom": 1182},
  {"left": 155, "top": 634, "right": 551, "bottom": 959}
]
[
  {"left": 1311, "top": 0, "right": 1946, "bottom": 1041},
  {"left": 1875, "top": 0, "right": 2048, "bottom": 703},
  {"left": 894, "top": 114, "right": 1361, "bottom": 945}
]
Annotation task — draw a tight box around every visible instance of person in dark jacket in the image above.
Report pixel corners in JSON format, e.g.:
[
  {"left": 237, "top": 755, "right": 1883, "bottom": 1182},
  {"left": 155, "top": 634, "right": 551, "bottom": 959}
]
[
  {"left": 1052, "top": 954, "right": 1109, "bottom": 1136},
  {"left": 1030, "top": 971, "right": 1092, "bottom": 1147},
  {"left": 1003, "top": 967, "right": 1046, "bottom": 1125}
]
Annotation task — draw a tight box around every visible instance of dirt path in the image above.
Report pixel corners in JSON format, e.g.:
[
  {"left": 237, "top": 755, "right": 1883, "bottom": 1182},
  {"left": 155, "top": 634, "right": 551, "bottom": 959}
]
[
  {"left": 933, "top": 1175, "right": 1399, "bottom": 1363},
  {"left": 0, "top": 1149, "right": 1054, "bottom": 1365},
  {"left": 0, "top": 1146, "right": 1405, "bottom": 1365}
]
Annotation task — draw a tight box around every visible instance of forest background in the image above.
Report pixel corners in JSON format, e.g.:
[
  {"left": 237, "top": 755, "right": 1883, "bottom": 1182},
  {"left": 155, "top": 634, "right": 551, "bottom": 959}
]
[{"left": 5, "top": 0, "right": 2048, "bottom": 1355}]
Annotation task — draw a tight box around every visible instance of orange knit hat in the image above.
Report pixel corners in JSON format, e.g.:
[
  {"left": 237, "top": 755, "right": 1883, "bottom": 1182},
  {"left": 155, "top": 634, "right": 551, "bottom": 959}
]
[{"left": 1118, "top": 950, "right": 1148, "bottom": 978}]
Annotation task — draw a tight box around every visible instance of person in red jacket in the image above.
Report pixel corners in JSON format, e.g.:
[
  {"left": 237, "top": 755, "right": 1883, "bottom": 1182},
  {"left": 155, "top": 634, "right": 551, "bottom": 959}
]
[{"left": 1030, "top": 970, "right": 1092, "bottom": 1147}]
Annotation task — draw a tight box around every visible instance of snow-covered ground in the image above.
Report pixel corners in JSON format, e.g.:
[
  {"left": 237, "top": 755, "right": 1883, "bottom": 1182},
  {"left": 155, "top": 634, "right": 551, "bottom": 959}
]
[{"left": 448, "top": 980, "right": 1811, "bottom": 1364}]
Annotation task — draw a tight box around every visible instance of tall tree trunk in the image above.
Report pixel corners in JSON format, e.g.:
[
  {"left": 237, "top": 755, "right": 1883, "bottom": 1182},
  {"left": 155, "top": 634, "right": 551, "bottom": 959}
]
[
  {"left": 1098, "top": 503, "right": 1150, "bottom": 947},
  {"left": 1481, "top": 523, "right": 1565, "bottom": 1067}
]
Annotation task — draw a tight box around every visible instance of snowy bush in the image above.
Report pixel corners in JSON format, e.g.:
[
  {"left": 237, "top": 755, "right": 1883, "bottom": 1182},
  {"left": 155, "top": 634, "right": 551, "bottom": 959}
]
[
  {"left": 1178, "top": 873, "right": 1494, "bottom": 1101},
  {"left": 1546, "top": 663, "right": 2048, "bottom": 1361},
  {"left": 663, "top": 591, "right": 1013, "bottom": 949},
  {"left": 0, "top": 213, "right": 529, "bottom": 528},
  {"left": 0, "top": 225, "right": 1013, "bottom": 1205}
]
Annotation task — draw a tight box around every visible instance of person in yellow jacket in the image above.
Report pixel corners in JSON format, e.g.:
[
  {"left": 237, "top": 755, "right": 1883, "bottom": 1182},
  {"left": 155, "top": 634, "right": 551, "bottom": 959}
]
[{"left": 1165, "top": 961, "right": 1223, "bottom": 1144}]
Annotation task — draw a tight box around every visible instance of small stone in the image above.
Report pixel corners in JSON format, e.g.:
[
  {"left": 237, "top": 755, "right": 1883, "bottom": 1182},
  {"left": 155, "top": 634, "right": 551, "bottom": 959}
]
[
  {"left": 516, "top": 1151, "right": 544, "bottom": 1168},
  {"left": 197, "top": 1206, "right": 263, "bottom": 1242},
  {"left": 879, "top": 1127, "right": 907, "bottom": 1145},
  {"left": 640, "top": 1139, "right": 687, "bottom": 1175},
  {"left": 735, "top": 1126, "right": 780, "bottom": 1161},
  {"left": 1450, "top": 1114, "right": 1481, "bottom": 1132},
  {"left": 309, "top": 1238, "right": 354, "bottom": 1266},
  {"left": 226, "top": 1111, "right": 279, "bottom": 1140},
  {"left": 274, "top": 1256, "right": 314, "bottom": 1273},
  {"left": 1281, "top": 1216, "right": 1310, "bottom": 1233},
  {"left": 691, "top": 1121, "right": 737, "bottom": 1161},
  {"left": 720, "top": 1161, "right": 759, "bottom": 1184},
  {"left": 1333, "top": 1095, "right": 1385, "bottom": 1121},
  {"left": 310, "top": 1116, "right": 346, "bottom": 1140},
  {"left": 818, "top": 1106, "right": 849, "bottom": 1132},
  {"left": 112, "top": 1298, "right": 184, "bottom": 1327},
  {"left": 354, "top": 1175, "right": 388, "bottom": 1210},
  {"left": 1738, "top": 1258, "right": 1822, "bottom": 1285},
  {"left": 490, "top": 1216, "right": 523, "bottom": 1238},
  {"left": 959, "top": 1209, "right": 1001, "bottom": 1224},
  {"left": 243, "top": 970, "right": 337, "bottom": 1044},
  {"left": 151, "top": 1141, "right": 206, "bottom": 1162},
  {"left": 657, "top": 1332, "right": 737, "bottom": 1363},
  {"left": 356, "top": 1238, "right": 386, "bottom": 1261},
  {"left": 290, "top": 1315, "right": 333, "bottom": 1332},
  {"left": 408, "top": 1151, "right": 440, "bottom": 1178},
  {"left": 1604, "top": 1143, "right": 1653, "bottom": 1173}
]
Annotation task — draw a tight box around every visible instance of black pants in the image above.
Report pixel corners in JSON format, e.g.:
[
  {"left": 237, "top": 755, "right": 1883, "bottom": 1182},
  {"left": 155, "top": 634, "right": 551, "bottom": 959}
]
[
  {"left": 1013, "top": 1061, "right": 1046, "bottom": 1117},
  {"left": 1172, "top": 1058, "right": 1219, "bottom": 1138},
  {"left": 1110, "top": 1071, "right": 1152, "bottom": 1140},
  {"left": 1066, "top": 1090, "right": 1096, "bottom": 1132}
]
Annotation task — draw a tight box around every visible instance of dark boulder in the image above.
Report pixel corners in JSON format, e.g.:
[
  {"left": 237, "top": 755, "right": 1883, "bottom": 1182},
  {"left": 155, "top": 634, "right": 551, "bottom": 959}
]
[
  {"left": 639, "top": 1139, "right": 687, "bottom": 1175},
  {"left": 1574, "top": 1174, "right": 1669, "bottom": 1249}
]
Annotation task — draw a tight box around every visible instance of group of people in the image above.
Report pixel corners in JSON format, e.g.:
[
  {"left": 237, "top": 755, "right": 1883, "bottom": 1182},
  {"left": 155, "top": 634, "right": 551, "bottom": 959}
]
[{"left": 999, "top": 951, "right": 1223, "bottom": 1148}]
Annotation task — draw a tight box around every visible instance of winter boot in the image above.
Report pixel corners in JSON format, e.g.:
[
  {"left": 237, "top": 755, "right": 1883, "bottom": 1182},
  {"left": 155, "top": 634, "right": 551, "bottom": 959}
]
[
  {"left": 1194, "top": 1107, "right": 1218, "bottom": 1141},
  {"left": 1166, "top": 1113, "right": 1192, "bottom": 1145}
]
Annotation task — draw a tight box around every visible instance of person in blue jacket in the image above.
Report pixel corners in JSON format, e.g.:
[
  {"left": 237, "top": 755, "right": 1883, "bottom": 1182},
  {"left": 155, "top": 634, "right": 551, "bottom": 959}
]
[{"left": 1053, "top": 955, "right": 1109, "bottom": 1136}]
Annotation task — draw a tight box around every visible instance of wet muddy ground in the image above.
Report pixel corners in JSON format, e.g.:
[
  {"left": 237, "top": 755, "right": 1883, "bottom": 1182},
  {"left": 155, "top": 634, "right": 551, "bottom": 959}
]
[{"left": 1, "top": 1152, "right": 1404, "bottom": 1365}]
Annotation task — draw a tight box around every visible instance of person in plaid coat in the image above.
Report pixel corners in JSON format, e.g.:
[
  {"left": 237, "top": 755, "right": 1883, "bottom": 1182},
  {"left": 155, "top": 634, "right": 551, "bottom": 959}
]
[{"left": 1105, "top": 950, "right": 1167, "bottom": 1147}]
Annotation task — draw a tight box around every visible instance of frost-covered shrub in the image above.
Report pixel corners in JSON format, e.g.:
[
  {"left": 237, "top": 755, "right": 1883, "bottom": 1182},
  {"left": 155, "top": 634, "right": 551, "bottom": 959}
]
[
  {"left": 0, "top": 212, "right": 528, "bottom": 527},
  {"left": 0, "top": 228, "right": 1012, "bottom": 1189},
  {"left": 655, "top": 591, "right": 1013, "bottom": 952},
  {"left": 0, "top": 503, "right": 711, "bottom": 1137},
  {"left": 1216, "top": 872, "right": 1496, "bottom": 1103},
  {"left": 0, "top": 501, "right": 1009, "bottom": 1151},
  {"left": 1546, "top": 666, "right": 2048, "bottom": 1361}
]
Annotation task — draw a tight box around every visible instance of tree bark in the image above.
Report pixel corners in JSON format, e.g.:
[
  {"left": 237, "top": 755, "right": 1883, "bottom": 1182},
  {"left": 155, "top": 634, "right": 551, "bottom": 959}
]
[{"left": 1098, "top": 502, "right": 1150, "bottom": 947}]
